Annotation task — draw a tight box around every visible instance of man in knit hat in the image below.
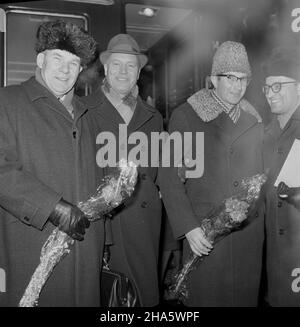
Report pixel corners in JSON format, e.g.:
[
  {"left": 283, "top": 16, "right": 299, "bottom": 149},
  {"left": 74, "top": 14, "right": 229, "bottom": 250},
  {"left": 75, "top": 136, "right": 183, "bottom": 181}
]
[
  {"left": 0, "top": 20, "right": 105, "bottom": 306},
  {"left": 159, "top": 41, "right": 264, "bottom": 306},
  {"left": 262, "top": 46, "right": 300, "bottom": 306},
  {"left": 84, "top": 33, "right": 163, "bottom": 306}
]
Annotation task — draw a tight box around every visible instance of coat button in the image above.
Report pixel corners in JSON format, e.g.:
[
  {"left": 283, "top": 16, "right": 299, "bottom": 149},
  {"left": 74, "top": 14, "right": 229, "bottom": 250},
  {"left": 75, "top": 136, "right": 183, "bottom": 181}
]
[
  {"left": 141, "top": 173, "right": 147, "bottom": 180},
  {"left": 141, "top": 201, "right": 147, "bottom": 208},
  {"left": 278, "top": 201, "right": 283, "bottom": 208},
  {"left": 277, "top": 147, "right": 283, "bottom": 154},
  {"left": 278, "top": 228, "right": 285, "bottom": 235},
  {"left": 233, "top": 181, "right": 239, "bottom": 187}
]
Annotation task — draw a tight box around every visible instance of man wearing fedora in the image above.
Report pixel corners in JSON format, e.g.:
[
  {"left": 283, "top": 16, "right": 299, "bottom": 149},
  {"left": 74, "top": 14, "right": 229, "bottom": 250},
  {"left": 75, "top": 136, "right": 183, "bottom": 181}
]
[
  {"left": 84, "top": 34, "right": 163, "bottom": 306},
  {"left": 0, "top": 20, "right": 105, "bottom": 306}
]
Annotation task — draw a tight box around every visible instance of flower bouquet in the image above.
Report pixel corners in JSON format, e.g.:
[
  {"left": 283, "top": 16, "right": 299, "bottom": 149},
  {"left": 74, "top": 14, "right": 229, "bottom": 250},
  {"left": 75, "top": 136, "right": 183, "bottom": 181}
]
[
  {"left": 165, "top": 173, "right": 267, "bottom": 302},
  {"left": 19, "top": 159, "right": 138, "bottom": 307}
]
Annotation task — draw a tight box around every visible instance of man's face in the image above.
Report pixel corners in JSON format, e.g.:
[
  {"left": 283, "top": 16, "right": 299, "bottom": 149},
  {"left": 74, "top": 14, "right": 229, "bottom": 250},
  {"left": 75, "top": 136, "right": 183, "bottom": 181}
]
[
  {"left": 104, "top": 53, "right": 140, "bottom": 97},
  {"left": 264, "top": 76, "right": 299, "bottom": 117},
  {"left": 211, "top": 71, "right": 249, "bottom": 106},
  {"left": 37, "top": 49, "right": 82, "bottom": 97}
]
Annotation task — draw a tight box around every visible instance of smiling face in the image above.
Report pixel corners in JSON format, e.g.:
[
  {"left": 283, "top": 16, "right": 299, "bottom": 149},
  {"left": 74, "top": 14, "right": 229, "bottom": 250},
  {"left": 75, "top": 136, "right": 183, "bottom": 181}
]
[
  {"left": 104, "top": 53, "right": 140, "bottom": 97},
  {"left": 264, "top": 76, "right": 300, "bottom": 119},
  {"left": 37, "top": 49, "right": 82, "bottom": 97},
  {"left": 211, "top": 71, "right": 248, "bottom": 107}
]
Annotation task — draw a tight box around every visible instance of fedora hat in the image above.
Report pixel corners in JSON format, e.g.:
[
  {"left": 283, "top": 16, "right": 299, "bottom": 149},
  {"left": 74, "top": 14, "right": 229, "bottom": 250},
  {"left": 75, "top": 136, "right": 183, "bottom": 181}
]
[{"left": 100, "top": 33, "right": 148, "bottom": 68}]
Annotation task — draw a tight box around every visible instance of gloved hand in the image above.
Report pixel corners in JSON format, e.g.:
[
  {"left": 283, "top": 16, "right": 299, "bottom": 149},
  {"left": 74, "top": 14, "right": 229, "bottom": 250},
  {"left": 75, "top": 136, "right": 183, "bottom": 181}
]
[
  {"left": 48, "top": 199, "right": 90, "bottom": 241},
  {"left": 277, "top": 181, "right": 300, "bottom": 211}
]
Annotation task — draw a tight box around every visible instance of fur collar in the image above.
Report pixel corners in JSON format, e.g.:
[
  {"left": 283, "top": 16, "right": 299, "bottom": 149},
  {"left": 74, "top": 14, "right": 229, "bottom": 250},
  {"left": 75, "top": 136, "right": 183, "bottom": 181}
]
[{"left": 187, "top": 88, "right": 262, "bottom": 123}]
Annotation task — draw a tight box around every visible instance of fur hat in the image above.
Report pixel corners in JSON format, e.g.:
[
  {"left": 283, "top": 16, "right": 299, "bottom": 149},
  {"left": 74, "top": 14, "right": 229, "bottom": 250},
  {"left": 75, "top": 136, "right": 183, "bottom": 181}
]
[
  {"left": 100, "top": 33, "right": 148, "bottom": 68},
  {"left": 35, "top": 20, "right": 98, "bottom": 68},
  {"left": 262, "top": 46, "right": 300, "bottom": 81},
  {"left": 211, "top": 41, "right": 251, "bottom": 77}
]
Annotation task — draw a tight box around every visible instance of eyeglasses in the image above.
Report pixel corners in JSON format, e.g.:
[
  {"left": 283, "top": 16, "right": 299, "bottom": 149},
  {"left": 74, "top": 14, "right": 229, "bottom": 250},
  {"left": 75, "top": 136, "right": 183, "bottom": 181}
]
[
  {"left": 262, "top": 81, "right": 297, "bottom": 95},
  {"left": 217, "top": 74, "right": 251, "bottom": 86}
]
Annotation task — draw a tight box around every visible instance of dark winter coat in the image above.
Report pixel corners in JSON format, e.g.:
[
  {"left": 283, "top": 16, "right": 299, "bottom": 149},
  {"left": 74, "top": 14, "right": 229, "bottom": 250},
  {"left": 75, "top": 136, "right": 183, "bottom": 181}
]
[
  {"left": 158, "top": 88, "right": 265, "bottom": 306},
  {"left": 0, "top": 77, "right": 105, "bottom": 307},
  {"left": 263, "top": 107, "right": 300, "bottom": 306},
  {"left": 84, "top": 88, "right": 163, "bottom": 306}
]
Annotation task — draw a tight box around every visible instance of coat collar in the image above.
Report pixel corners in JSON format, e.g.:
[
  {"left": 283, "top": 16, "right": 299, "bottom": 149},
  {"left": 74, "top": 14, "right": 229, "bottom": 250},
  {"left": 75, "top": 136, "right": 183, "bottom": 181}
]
[
  {"left": 187, "top": 88, "right": 261, "bottom": 143},
  {"left": 84, "top": 87, "right": 156, "bottom": 132},
  {"left": 265, "top": 106, "right": 300, "bottom": 141},
  {"left": 22, "top": 76, "right": 51, "bottom": 101},
  {"left": 21, "top": 76, "right": 87, "bottom": 120},
  {"left": 187, "top": 88, "right": 262, "bottom": 123},
  {"left": 265, "top": 106, "right": 300, "bottom": 130}
]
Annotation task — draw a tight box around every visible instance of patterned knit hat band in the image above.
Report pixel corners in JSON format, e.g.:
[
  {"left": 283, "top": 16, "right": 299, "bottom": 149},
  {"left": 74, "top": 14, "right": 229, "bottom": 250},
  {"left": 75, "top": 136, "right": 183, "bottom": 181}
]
[{"left": 211, "top": 41, "right": 251, "bottom": 77}]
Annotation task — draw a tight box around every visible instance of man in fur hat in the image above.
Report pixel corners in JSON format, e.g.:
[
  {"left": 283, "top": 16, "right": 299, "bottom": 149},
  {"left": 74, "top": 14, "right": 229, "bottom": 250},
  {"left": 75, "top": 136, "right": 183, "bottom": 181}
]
[
  {"left": 84, "top": 34, "right": 163, "bottom": 306},
  {"left": 159, "top": 41, "right": 265, "bottom": 306},
  {"left": 262, "top": 46, "right": 300, "bottom": 306},
  {"left": 0, "top": 20, "right": 105, "bottom": 306}
]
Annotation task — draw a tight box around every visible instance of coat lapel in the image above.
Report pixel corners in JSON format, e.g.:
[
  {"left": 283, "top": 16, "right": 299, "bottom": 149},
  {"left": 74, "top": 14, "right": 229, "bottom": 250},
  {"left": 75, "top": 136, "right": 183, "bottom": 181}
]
[
  {"left": 128, "top": 97, "right": 155, "bottom": 133},
  {"left": 230, "top": 110, "right": 259, "bottom": 144},
  {"left": 22, "top": 77, "right": 80, "bottom": 122},
  {"left": 204, "top": 109, "right": 259, "bottom": 148},
  {"left": 84, "top": 88, "right": 124, "bottom": 133},
  {"left": 85, "top": 89, "right": 155, "bottom": 133},
  {"left": 207, "top": 111, "right": 233, "bottom": 146},
  {"left": 279, "top": 107, "right": 300, "bottom": 142}
]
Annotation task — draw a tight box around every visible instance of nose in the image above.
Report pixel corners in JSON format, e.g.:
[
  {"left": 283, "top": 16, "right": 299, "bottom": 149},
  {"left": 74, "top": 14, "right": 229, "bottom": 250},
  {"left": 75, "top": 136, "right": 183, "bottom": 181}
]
[
  {"left": 119, "top": 63, "right": 127, "bottom": 74},
  {"left": 267, "top": 88, "right": 276, "bottom": 98},
  {"left": 234, "top": 79, "right": 243, "bottom": 90},
  {"left": 60, "top": 61, "right": 69, "bottom": 74}
]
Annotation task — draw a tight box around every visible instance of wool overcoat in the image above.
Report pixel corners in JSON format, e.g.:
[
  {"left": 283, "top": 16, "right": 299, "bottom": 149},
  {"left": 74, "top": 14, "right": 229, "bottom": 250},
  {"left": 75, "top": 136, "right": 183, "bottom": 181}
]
[
  {"left": 158, "top": 89, "right": 265, "bottom": 306},
  {"left": 0, "top": 77, "right": 105, "bottom": 307},
  {"left": 263, "top": 107, "right": 300, "bottom": 306},
  {"left": 84, "top": 88, "right": 163, "bottom": 306}
]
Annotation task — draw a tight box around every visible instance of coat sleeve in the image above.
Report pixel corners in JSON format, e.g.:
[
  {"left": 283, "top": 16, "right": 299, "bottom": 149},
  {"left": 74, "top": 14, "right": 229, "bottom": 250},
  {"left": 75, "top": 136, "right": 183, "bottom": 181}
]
[
  {"left": 157, "top": 106, "right": 200, "bottom": 239},
  {"left": 0, "top": 98, "right": 62, "bottom": 230}
]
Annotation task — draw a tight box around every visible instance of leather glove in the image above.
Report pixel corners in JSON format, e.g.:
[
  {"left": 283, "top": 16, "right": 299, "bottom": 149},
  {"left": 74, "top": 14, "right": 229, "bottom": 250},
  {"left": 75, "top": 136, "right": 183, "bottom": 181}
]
[
  {"left": 49, "top": 199, "right": 90, "bottom": 241},
  {"left": 277, "top": 181, "right": 300, "bottom": 211}
]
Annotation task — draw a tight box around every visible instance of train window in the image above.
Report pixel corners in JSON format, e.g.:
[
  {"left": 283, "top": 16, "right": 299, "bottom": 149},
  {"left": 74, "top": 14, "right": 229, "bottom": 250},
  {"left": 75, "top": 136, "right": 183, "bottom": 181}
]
[
  {"left": 3, "top": 9, "right": 88, "bottom": 92},
  {"left": 125, "top": 2, "right": 192, "bottom": 119},
  {"left": 125, "top": 3, "right": 192, "bottom": 52}
]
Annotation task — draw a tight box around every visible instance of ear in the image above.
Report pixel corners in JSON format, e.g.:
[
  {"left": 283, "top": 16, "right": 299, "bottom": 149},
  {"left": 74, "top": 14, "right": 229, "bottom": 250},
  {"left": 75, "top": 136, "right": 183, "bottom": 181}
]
[
  {"left": 36, "top": 52, "right": 45, "bottom": 69},
  {"left": 210, "top": 75, "right": 219, "bottom": 89},
  {"left": 297, "top": 82, "right": 300, "bottom": 96},
  {"left": 104, "top": 63, "right": 108, "bottom": 76}
]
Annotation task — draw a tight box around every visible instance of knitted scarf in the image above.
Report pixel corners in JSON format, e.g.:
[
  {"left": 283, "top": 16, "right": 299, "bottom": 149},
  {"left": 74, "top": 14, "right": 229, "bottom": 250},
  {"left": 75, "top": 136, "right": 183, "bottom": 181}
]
[{"left": 102, "top": 77, "right": 138, "bottom": 111}]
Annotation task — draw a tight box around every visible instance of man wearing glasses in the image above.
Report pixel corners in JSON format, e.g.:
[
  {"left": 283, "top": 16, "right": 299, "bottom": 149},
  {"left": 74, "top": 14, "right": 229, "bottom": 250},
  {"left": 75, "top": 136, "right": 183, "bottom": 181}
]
[
  {"left": 159, "top": 41, "right": 264, "bottom": 306},
  {"left": 262, "top": 47, "right": 300, "bottom": 306}
]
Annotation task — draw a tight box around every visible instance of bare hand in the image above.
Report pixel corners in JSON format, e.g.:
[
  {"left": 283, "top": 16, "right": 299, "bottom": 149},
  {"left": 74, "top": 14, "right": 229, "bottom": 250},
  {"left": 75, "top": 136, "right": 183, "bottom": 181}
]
[{"left": 185, "top": 227, "right": 213, "bottom": 257}]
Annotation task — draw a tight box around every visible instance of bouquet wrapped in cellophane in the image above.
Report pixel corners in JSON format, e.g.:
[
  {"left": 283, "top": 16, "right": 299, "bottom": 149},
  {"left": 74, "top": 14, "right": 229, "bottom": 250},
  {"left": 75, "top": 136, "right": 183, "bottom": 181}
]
[
  {"left": 166, "top": 173, "right": 267, "bottom": 302},
  {"left": 19, "top": 159, "right": 138, "bottom": 307}
]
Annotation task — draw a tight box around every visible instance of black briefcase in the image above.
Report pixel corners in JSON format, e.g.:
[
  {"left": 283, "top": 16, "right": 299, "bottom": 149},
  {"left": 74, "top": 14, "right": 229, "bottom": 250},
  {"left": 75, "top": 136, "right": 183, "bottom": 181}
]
[{"left": 100, "top": 265, "right": 140, "bottom": 307}]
